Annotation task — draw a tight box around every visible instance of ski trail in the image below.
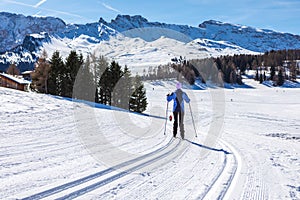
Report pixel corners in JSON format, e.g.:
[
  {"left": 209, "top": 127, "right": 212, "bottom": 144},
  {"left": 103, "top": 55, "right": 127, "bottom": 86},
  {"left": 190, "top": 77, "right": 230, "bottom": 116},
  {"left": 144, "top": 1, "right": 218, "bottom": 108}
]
[
  {"left": 218, "top": 139, "right": 242, "bottom": 200},
  {"left": 101, "top": 138, "right": 230, "bottom": 200},
  {"left": 198, "top": 138, "right": 241, "bottom": 200},
  {"left": 54, "top": 139, "right": 184, "bottom": 199},
  {"left": 19, "top": 138, "right": 177, "bottom": 199}
]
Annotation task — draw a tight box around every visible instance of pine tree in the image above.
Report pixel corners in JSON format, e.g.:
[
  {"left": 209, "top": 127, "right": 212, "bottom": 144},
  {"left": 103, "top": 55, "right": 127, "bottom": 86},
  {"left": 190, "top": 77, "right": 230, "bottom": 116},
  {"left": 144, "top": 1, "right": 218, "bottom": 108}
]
[
  {"left": 117, "top": 65, "right": 132, "bottom": 109},
  {"left": 110, "top": 61, "right": 123, "bottom": 107},
  {"left": 129, "top": 75, "right": 147, "bottom": 113},
  {"left": 63, "top": 51, "right": 83, "bottom": 98},
  {"left": 259, "top": 73, "right": 263, "bottom": 84},
  {"left": 73, "top": 59, "right": 95, "bottom": 102},
  {"left": 270, "top": 65, "right": 276, "bottom": 80},
  {"left": 98, "top": 68, "right": 109, "bottom": 105},
  {"left": 277, "top": 68, "right": 284, "bottom": 86},
  {"left": 92, "top": 54, "right": 109, "bottom": 85},
  {"left": 92, "top": 55, "right": 109, "bottom": 103},
  {"left": 48, "top": 51, "right": 64, "bottom": 95},
  {"left": 255, "top": 69, "right": 259, "bottom": 81},
  {"left": 290, "top": 62, "right": 297, "bottom": 82}
]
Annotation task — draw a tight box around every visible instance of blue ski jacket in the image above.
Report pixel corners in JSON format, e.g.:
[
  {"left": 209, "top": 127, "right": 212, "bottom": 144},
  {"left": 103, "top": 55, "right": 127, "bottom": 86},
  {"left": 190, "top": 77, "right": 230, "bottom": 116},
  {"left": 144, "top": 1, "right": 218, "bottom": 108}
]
[{"left": 167, "top": 89, "right": 190, "bottom": 112}]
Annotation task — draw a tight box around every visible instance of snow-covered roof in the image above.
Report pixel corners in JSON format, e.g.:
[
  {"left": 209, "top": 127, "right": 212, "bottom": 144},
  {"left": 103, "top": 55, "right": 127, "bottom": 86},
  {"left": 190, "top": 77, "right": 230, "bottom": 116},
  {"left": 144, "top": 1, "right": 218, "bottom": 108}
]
[
  {"left": 0, "top": 73, "right": 31, "bottom": 84},
  {"left": 21, "top": 70, "right": 33, "bottom": 75}
]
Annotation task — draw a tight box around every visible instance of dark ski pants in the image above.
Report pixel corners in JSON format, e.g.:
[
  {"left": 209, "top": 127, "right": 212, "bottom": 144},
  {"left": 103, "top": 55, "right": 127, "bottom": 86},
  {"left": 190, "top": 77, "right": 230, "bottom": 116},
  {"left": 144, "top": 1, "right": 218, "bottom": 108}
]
[{"left": 173, "top": 111, "right": 184, "bottom": 138}]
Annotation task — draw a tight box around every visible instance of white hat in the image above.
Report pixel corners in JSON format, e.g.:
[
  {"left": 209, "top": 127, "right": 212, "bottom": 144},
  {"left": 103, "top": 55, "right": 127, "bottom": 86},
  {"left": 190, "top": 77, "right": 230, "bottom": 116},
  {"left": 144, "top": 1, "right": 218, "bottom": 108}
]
[{"left": 176, "top": 82, "right": 182, "bottom": 89}]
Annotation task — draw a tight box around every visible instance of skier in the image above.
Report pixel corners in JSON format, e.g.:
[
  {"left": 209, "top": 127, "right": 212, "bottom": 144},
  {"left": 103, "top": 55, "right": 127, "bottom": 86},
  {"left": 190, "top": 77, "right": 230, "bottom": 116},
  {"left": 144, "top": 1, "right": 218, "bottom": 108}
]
[{"left": 167, "top": 82, "right": 190, "bottom": 139}]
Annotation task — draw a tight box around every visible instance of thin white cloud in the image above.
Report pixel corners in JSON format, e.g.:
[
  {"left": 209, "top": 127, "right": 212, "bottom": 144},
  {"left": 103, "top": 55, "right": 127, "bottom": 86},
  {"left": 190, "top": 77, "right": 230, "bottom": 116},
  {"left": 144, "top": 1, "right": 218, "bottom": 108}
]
[
  {"left": 274, "top": 0, "right": 300, "bottom": 6},
  {"left": 102, "top": 2, "right": 120, "bottom": 13},
  {"left": 34, "top": 0, "right": 47, "bottom": 8},
  {"left": 4, "top": 0, "right": 83, "bottom": 19},
  {"left": 33, "top": 11, "right": 42, "bottom": 16},
  {"left": 3, "top": 0, "right": 33, "bottom": 7}
]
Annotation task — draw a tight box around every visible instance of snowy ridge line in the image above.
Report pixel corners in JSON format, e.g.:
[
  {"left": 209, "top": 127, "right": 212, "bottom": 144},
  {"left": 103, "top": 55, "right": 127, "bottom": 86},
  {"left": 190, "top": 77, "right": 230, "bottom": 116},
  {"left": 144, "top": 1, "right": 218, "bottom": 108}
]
[
  {"left": 55, "top": 139, "right": 184, "bottom": 199},
  {"left": 197, "top": 139, "right": 239, "bottom": 200},
  {"left": 20, "top": 137, "right": 176, "bottom": 200}
]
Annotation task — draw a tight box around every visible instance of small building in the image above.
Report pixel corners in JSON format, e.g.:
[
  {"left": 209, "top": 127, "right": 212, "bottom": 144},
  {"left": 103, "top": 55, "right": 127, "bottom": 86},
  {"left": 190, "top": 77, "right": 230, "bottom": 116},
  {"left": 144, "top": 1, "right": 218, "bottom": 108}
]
[
  {"left": 0, "top": 73, "right": 31, "bottom": 91},
  {"left": 21, "top": 70, "right": 33, "bottom": 81}
]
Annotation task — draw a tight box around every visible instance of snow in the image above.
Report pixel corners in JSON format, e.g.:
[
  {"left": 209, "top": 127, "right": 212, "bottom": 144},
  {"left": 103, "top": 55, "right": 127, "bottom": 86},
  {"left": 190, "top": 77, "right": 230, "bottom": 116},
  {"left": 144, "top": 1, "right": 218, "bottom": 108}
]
[
  {"left": 0, "top": 77, "right": 299, "bottom": 199},
  {"left": 0, "top": 73, "right": 31, "bottom": 84}
]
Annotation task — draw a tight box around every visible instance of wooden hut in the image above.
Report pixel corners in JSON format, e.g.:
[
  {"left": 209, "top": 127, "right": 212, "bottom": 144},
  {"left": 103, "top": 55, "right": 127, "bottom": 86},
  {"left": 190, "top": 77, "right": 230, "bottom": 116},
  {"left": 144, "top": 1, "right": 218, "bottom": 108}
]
[{"left": 0, "top": 73, "right": 31, "bottom": 91}]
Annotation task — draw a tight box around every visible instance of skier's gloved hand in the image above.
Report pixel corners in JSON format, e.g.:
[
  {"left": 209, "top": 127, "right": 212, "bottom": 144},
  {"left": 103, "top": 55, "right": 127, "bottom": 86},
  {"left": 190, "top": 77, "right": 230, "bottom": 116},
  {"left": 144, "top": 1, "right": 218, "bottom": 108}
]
[{"left": 167, "top": 93, "right": 170, "bottom": 97}]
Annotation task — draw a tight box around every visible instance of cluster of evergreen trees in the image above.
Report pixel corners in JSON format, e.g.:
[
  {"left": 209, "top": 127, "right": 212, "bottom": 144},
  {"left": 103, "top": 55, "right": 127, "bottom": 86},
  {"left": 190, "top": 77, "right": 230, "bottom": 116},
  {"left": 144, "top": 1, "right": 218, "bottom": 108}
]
[
  {"left": 169, "top": 49, "right": 300, "bottom": 86},
  {"left": 31, "top": 50, "right": 147, "bottom": 113},
  {"left": 27, "top": 48, "right": 300, "bottom": 102},
  {"left": 215, "top": 49, "right": 300, "bottom": 73},
  {"left": 170, "top": 60, "right": 197, "bottom": 85},
  {"left": 214, "top": 49, "right": 300, "bottom": 85},
  {"left": 148, "top": 57, "right": 222, "bottom": 85},
  {"left": 142, "top": 65, "right": 178, "bottom": 81}
]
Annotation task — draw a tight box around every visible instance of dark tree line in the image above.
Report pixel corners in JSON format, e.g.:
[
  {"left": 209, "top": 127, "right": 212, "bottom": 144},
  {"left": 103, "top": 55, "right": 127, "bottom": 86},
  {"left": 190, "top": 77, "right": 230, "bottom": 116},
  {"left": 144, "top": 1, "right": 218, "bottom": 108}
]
[
  {"left": 186, "top": 49, "right": 300, "bottom": 85},
  {"left": 214, "top": 49, "right": 300, "bottom": 84},
  {"left": 31, "top": 50, "right": 147, "bottom": 113},
  {"left": 146, "top": 49, "right": 300, "bottom": 86},
  {"left": 215, "top": 49, "right": 300, "bottom": 72},
  {"left": 142, "top": 58, "right": 197, "bottom": 85},
  {"left": 142, "top": 64, "right": 178, "bottom": 81},
  {"left": 170, "top": 60, "right": 196, "bottom": 85}
]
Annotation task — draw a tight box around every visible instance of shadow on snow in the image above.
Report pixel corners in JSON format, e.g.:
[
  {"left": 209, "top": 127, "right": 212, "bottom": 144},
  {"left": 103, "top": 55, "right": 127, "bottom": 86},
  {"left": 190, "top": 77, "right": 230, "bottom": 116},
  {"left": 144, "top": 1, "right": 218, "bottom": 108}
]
[
  {"left": 52, "top": 95, "right": 166, "bottom": 120},
  {"left": 186, "top": 139, "right": 231, "bottom": 155}
]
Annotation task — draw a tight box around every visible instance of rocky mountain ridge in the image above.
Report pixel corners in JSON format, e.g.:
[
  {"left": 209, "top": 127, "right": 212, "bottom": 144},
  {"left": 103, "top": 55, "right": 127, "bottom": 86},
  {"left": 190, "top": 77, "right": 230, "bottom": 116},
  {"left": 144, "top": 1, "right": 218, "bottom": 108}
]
[{"left": 0, "top": 12, "right": 299, "bottom": 72}]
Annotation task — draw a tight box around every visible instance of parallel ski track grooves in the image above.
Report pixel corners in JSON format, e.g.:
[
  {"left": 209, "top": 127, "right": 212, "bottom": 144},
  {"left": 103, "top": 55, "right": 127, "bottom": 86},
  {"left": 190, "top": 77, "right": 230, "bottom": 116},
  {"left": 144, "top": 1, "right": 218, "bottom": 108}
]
[
  {"left": 216, "top": 142, "right": 238, "bottom": 199},
  {"left": 22, "top": 137, "right": 176, "bottom": 200},
  {"left": 198, "top": 139, "right": 238, "bottom": 200},
  {"left": 56, "top": 139, "right": 182, "bottom": 200}
]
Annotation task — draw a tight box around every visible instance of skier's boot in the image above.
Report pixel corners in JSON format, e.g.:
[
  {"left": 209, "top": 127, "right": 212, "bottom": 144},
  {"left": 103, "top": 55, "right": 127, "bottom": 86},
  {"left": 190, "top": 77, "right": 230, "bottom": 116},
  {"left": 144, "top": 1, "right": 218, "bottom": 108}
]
[{"left": 180, "top": 131, "right": 185, "bottom": 140}]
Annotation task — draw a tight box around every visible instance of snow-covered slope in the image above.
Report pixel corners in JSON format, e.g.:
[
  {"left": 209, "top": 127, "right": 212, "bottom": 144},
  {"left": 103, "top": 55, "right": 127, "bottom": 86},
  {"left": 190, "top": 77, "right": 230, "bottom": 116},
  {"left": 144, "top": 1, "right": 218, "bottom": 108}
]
[
  {"left": 1, "top": 12, "right": 300, "bottom": 72},
  {"left": 0, "top": 82, "right": 299, "bottom": 199}
]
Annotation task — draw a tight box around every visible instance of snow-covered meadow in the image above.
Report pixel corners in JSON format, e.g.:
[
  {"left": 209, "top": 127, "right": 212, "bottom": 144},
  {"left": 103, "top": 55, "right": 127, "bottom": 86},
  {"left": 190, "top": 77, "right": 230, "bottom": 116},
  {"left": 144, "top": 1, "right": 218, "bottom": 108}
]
[{"left": 0, "top": 78, "right": 299, "bottom": 199}]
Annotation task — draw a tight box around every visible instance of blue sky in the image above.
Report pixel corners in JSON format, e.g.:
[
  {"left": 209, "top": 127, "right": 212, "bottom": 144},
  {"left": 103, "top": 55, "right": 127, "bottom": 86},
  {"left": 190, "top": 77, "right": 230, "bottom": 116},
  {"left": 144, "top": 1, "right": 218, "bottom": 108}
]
[{"left": 1, "top": 0, "right": 299, "bottom": 34}]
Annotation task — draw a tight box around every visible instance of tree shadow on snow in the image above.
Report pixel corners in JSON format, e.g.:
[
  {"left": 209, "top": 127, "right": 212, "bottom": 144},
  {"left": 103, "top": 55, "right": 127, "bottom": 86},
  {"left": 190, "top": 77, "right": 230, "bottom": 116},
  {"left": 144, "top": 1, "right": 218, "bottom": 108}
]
[
  {"left": 51, "top": 95, "right": 166, "bottom": 120},
  {"left": 186, "top": 139, "right": 231, "bottom": 155}
]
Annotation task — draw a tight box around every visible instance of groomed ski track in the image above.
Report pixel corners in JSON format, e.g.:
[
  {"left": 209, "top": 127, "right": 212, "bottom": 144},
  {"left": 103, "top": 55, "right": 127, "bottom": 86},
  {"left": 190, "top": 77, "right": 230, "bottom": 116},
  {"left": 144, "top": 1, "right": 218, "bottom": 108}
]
[
  {"left": 2, "top": 87, "right": 241, "bottom": 200},
  {"left": 3, "top": 85, "right": 298, "bottom": 199},
  {"left": 20, "top": 137, "right": 184, "bottom": 199},
  {"left": 17, "top": 138, "right": 238, "bottom": 200},
  {"left": 18, "top": 136, "right": 240, "bottom": 200}
]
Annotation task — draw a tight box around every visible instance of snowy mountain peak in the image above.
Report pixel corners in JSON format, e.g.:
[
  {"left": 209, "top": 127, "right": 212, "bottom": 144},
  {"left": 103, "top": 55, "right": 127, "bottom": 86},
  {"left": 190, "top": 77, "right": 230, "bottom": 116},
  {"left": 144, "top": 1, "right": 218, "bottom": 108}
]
[
  {"left": 1, "top": 12, "right": 300, "bottom": 72},
  {"left": 0, "top": 12, "right": 66, "bottom": 53},
  {"left": 99, "top": 15, "right": 150, "bottom": 32},
  {"left": 114, "top": 14, "right": 149, "bottom": 24},
  {"left": 199, "top": 20, "right": 225, "bottom": 28}
]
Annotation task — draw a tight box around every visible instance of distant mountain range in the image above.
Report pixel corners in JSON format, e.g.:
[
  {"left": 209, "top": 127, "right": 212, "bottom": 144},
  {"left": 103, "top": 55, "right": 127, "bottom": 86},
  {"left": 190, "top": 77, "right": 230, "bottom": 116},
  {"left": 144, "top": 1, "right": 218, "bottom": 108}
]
[{"left": 1, "top": 12, "right": 300, "bottom": 72}]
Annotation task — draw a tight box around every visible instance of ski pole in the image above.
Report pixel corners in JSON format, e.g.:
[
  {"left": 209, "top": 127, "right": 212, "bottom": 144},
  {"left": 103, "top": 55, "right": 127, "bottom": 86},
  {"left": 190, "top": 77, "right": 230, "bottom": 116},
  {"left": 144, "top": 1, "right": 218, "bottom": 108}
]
[
  {"left": 163, "top": 101, "right": 169, "bottom": 135},
  {"left": 189, "top": 102, "right": 198, "bottom": 137}
]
